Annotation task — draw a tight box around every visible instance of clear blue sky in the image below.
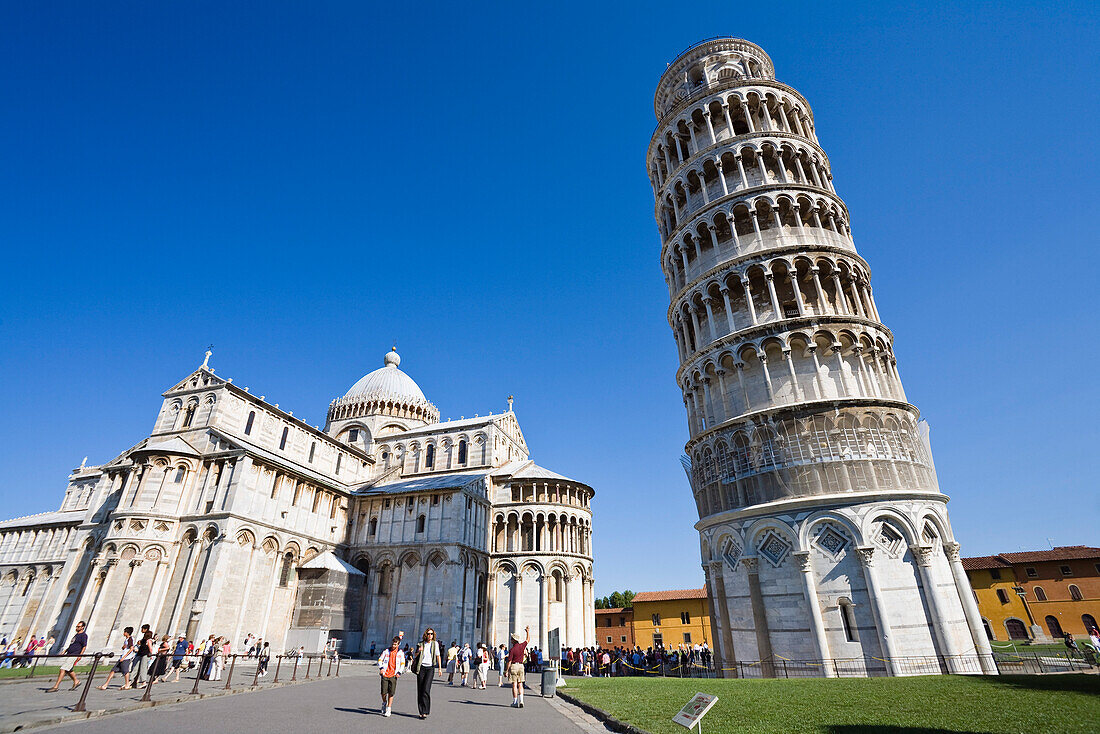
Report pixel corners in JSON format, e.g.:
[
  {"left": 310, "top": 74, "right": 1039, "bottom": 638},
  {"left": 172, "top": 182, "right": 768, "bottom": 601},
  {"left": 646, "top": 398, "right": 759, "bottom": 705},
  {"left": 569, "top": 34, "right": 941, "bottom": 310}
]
[{"left": 1, "top": 2, "right": 1096, "bottom": 597}]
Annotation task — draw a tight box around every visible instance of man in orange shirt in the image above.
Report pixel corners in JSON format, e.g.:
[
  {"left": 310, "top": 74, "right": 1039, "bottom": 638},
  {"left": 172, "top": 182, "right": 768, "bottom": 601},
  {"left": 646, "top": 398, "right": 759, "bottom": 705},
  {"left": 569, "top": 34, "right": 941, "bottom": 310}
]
[{"left": 377, "top": 632, "right": 405, "bottom": 717}]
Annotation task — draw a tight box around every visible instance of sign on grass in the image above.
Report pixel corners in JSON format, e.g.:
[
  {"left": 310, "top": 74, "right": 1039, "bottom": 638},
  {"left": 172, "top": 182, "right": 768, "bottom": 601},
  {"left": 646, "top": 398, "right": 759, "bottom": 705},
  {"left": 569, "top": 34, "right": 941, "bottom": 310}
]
[{"left": 673, "top": 692, "right": 718, "bottom": 730}]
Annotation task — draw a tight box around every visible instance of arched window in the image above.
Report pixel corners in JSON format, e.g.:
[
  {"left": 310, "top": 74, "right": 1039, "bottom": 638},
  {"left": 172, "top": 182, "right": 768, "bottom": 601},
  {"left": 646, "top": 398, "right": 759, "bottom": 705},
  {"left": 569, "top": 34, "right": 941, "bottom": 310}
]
[
  {"left": 1045, "top": 615, "right": 1064, "bottom": 638},
  {"left": 279, "top": 427, "right": 289, "bottom": 450},
  {"left": 1069, "top": 584, "right": 1083, "bottom": 601},
  {"left": 1005, "top": 618, "right": 1028, "bottom": 640},
  {"left": 425, "top": 445, "right": 435, "bottom": 469},
  {"left": 982, "top": 619, "right": 994, "bottom": 640},
  {"left": 1082, "top": 614, "right": 1098, "bottom": 633},
  {"left": 838, "top": 597, "right": 858, "bottom": 642},
  {"left": 551, "top": 571, "right": 563, "bottom": 602},
  {"left": 996, "top": 588, "right": 1010, "bottom": 604},
  {"left": 1034, "top": 586, "right": 1047, "bottom": 602},
  {"left": 458, "top": 440, "right": 467, "bottom": 465},
  {"left": 348, "top": 428, "right": 359, "bottom": 443},
  {"left": 173, "top": 467, "right": 186, "bottom": 483},
  {"left": 278, "top": 553, "right": 294, "bottom": 587},
  {"left": 182, "top": 404, "right": 196, "bottom": 428},
  {"left": 416, "top": 515, "right": 426, "bottom": 533},
  {"left": 368, "top": 517, "right": 378, "bottom": 536},
  {"left": 244, "top": 411, "right": 256, "bottom": 435}
]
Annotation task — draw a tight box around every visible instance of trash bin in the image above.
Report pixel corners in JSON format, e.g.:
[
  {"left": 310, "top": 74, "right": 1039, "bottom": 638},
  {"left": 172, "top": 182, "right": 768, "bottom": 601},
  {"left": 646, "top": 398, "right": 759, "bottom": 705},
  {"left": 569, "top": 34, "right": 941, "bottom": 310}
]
[{"left": 541, "top": 668, "right": 557, "bottom": 697}]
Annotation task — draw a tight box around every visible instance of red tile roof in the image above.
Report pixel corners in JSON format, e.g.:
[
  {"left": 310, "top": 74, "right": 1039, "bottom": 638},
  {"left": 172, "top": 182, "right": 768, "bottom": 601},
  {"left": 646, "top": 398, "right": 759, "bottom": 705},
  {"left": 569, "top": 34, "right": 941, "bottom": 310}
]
[
  {"left": 962, "top": 546, "right": 1100, "bottom": 572},
  {"left": 595, "top": 607, "right": 630, "bottom": 615},
  {"left": 632, "top": 587, "right": 708, "bottom": 603}
]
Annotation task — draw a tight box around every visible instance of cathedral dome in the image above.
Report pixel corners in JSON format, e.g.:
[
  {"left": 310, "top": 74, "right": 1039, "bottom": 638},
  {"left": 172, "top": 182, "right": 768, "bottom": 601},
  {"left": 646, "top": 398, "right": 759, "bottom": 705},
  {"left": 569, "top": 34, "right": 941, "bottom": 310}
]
[
  {"left": 328, "top": 348, "right": 439, "bottom": 427},
  {"left": 343, "top": 348, "right": 428, "bottom": 404}
]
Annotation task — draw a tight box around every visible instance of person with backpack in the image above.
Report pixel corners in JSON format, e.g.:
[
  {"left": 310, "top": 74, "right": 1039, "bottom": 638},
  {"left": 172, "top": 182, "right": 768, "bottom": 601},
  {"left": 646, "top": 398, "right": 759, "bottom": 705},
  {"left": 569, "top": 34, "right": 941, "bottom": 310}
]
[
  {"left": 377, "top": 633, "right": 405, "bottom": 717},
  {"left": 473, "top": 643, "right": 490, "bottom": 689},
  {"left": 458, "top": 643, "right": 472, "bottom": 687}
]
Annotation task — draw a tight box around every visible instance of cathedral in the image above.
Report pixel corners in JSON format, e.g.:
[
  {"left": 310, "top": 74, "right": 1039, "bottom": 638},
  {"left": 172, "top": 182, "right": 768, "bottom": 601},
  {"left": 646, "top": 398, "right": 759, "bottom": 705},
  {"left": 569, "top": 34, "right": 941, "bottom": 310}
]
[{"left": 0, "top": 350, "right": 596, "bottom": 655}]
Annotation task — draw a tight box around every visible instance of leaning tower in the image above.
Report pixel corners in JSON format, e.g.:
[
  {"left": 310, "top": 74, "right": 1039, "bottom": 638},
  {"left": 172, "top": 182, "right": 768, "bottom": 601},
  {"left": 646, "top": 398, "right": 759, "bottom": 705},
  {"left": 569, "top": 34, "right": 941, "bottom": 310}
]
[{"left": 648, "top": 39, "right": 995, "bottom": 676}]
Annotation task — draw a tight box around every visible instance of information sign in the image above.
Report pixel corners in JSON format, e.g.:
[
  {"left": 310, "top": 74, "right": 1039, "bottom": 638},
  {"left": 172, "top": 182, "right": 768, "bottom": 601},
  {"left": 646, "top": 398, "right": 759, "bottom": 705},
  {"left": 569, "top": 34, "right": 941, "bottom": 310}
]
[{"left": 672, "top": 692, "right": 718, "bottom": 731}]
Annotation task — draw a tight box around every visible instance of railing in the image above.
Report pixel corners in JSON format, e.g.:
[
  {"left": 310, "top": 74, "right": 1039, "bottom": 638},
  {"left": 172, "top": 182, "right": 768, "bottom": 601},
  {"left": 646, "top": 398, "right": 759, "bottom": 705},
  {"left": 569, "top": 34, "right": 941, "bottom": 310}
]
[
  {"left": 573, "top": 651, "right": 1096, "bottom": 680},
  {"left": 1, "top": 651, "right": 341, "bottom": 710}
]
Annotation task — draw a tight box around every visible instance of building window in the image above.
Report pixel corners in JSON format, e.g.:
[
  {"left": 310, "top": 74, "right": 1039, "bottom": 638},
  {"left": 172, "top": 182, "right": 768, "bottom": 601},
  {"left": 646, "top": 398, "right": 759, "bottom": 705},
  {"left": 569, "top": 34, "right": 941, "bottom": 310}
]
[
  {"left": 621, "top": 636, "right": 627, "bottom": 643},
  {"left": 312, "top": 490, "right": 322, "bottom": 513},
  {"left": 550, "top": 571, "right": 564, "bottom": 602},
  {"left": 278, "top": 553, "right": 294, "bottom": 587},
  {"left": 308, "top": 442, "right": 316, "bottom": 463},
  {"left": 1095, "top": 563, "right": 1100, "bottom": 575},
  {"left": 1026, "top": 567, "right": 1037, "bottom": 577},
  {"left": 369, "top": 517, "right": 377, "bottom": 536},
  {"left": 182, "top": 404, "right": 196, "bottom": 428},
  {"left": 1034, "top": 586, "right": 1047, "bottom": 602},
  {"left": 990, "top": 568, "right": 1002, "bottom": 580},
  {"left": 620, "top": 616, "right": 625, "bottom": 626},
  {"left": 349, "top": 428, "right": 358, "bottom": 442},
  {"left": 416, "top": 515, "right": 426, "bottom": 533},
  {"left": 652, "top": 613, "right": 661, "bottom": 626},
  {"left": 1083, "top": 613, "right": 1098, "bottom": 633},
  {"left": 335, "top": 454, "right": 342, "bottom": 475},
  {"left": 982, "top": 618, "right": 994, "bottom": 640},
  {"left": 1069, "top": 584, "right": 1083, "bottom": 601},
  {"left": 432, "top": 494, "right": 439, "bottom": 505},
  {"left": 1046, "top": 615, "right": 1064, "bottom": 638},
  {"left": 683, "top": 633, "right": 692, "bottom": 644},
  {"left": 458, "top": 440, "right": 467, "bottom": 465},
  {"left": 425, "top": 444, "right": 435, "bottom": 469},
  {"left": 1060, "top": 565, "right": 1073, "bottom": 576},
  {"left": 839, "top": 597, "right": 859, "bottom": 642},
  {"left": 680, "top": 611, "right": 691, "bottom": 624},
  {"left": 279, "top": 427, "right": 288, "bottom": 450},
  {"left": 652, "top": 633, "right": 663, "bottom": 647},
  {"left": 996, "top": 589, "right": 1010, "bottom": 604},
  {"left": 173, "top": 467, "right": 186, "bottom": 483},
  {"left": 244, "top": 411, "right": 255, "bottom": 435},
  {"left": 384, "top": 499, "right": 391, "bottom": 509}
]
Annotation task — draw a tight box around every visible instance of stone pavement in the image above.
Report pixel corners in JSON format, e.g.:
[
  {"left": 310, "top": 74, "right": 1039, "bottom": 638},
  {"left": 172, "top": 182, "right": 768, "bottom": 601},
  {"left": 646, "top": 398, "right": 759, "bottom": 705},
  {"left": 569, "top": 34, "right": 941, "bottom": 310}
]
[
  {"left": 0, "top": 655, "right": 358, "bottom": 733},
  {"left": 31, "top": 671, "right": 611, "bottom": 734}
]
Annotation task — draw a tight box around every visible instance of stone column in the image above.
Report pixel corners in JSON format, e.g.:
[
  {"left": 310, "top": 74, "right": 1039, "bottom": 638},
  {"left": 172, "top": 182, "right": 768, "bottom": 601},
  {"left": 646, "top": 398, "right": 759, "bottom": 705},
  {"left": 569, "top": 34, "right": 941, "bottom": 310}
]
[
  {"left": 720, "top": 288, "right": 736, "bottom": 334},
  {"left": 788, "top": 268, "right": 806, "bottom": 316},
  {"left": 539, "top": 573, "right": 548, "bottom": 653},
  {"left": 830, "top": 273, "right": 848, "bottom": 314},
  {"left": 721, "top": 104, "right": 734, "bottom": 135},
  {"left": 794, "top": 552, "right": 834, "bottom": 676},
  {"left": 231, "top": 541, "right": 259, "bottom": 646},
  {"left": 911, "top": 545, "right": 962, "bottom": 671},
  {"left": 741, "top": 557, "right": 775, "bottom": 676},
  {"left": 741, "top": 276, "right": 758, "bottom": 325},
  {"left": 764, "top": 273, "right": 782, "bottom": 319},
  {"left": 105, "top": 559, "right": 141, "bottom": 645},
  {"left": 703, "top": 111, "right": 717, "bottom": 145},
  {"left": 703, "top": 298, "right": 719, "bottom": 342},
  {"left": 707, "top": 561, "right": 737, "bottom": 677},
  {"left": 944, "top": 542, "right": 998, "bottom": 674},
  {"left": 734, "top": 154, "right": 749, "bottom": 190},
  {"left": 856, "top": 547, "right": 898, "bottom": 675}
]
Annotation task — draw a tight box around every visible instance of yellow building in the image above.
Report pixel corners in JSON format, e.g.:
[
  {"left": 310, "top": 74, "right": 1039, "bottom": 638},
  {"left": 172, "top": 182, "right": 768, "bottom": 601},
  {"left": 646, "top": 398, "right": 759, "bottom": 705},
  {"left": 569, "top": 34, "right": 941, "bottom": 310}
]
[
  {"left": 630, "top": 587, "right": 712, "bottom": 649},
  {"left": 964, "top": 546, "right": 1100, "bottom": 641}
]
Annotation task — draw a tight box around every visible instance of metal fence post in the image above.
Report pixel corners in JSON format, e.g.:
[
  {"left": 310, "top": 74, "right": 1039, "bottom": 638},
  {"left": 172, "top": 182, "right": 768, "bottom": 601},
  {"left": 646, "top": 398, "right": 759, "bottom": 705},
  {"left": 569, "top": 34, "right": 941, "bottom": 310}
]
[
  {"left": 273, "top": 655, "right": 283, "bottom": 683},
  {"left": 251, "top": 657, "right": 262, "bottom": 687},
  {"left": 305, "top": 656, "right": 312, "bottom": 679},
  {"left": 191, "top": 652, "right": 210, "bottom": 695},
  {"left": 291, "top": 656, "right": 298, "bottom": 681},
  {"left": 224, "top": 654, "right": 237, "bottom": 690},
  {"left": 73, "top": 653, "right": 103, "bottom": 713},
  {"left": 335, "top": 655, "right": 340, "bottom": 678},
  {"left": 141, "top": 654, "right": 159, "bottom": 702}
]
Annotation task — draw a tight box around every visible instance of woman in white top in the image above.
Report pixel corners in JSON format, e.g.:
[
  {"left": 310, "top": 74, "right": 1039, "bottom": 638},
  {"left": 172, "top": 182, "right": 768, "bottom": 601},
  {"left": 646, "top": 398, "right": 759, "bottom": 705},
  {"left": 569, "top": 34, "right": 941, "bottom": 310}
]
[{"left": 412, "top": 628, "right": 443, "bottom": 720}]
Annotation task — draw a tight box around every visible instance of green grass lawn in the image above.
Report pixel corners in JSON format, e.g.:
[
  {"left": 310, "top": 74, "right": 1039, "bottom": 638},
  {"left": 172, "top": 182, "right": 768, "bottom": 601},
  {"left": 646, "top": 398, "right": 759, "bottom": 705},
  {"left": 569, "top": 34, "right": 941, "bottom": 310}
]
[{"left": 562, "top": 674, "right": 1100, "bottom": 734}]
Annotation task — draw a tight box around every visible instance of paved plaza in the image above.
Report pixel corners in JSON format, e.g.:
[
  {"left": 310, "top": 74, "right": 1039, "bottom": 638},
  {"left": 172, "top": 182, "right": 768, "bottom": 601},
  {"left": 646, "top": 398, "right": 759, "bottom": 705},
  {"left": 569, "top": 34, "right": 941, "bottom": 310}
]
[{"left": 0, "top": 661, "right": 607, "bottom": 734}]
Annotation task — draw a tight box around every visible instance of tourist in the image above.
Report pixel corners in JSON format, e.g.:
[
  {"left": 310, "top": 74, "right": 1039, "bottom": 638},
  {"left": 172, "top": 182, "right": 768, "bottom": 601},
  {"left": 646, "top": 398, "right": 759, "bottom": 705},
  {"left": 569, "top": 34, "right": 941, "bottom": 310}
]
[
  {"left": 507, "top": 625, "right": 530, "bottom": 708},
  {"left": 377, "top": 633, "right": 405, "bottom": 717},
  {"left": 151, "top": 635, "right": 172, "bottom": 683},
  {"left": 47, "top": 621, "right": 87, "bottom": 692},
  {"left": 458, "top": 642, "right": 472, "bottom": 686},
  {"left": 411, "top": 627, "right": 443, "bottom": 719},
  {"left": 473, "top": 643, "right": 490, "bottom": 689},
  {"left": 497, "top": 644, "right": 508, "bottom": 686},
  {"left": 98, "top": 626, "right": 135, "bottom": 690},
  {"left": 1064, "top": 632, "right": 1079, "bottom": 653},
  {"left": 446, "top": 640, "right": 458, "bottom": 684},
  {"left": 170, "top": 634, "right": 189, "bottom": 682},
  {"left": 1, "top": 637, "right": 20, "bottom": 668},
  {"left": 132, "top": 625, "right": 153, "bottom": 686},
  {"left": 257, "top": 641, "right": 271, "bottom": 677}
]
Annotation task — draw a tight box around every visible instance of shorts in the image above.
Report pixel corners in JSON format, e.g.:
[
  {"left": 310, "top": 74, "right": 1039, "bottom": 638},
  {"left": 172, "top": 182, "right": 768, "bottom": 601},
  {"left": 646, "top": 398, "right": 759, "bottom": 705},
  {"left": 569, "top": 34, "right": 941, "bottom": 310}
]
[
  {"left": 508, "top": 662, "right": 525, "bottom": 683},
  {"left": 459, "top": 661, "right": 470, "bottom": 674},
  {"left": 173, "top": 658, "right": 186, "bottom": 669},
  {"left": 60, "top": 657, "right": 79, "bottom": 672},
  {"left": 446, "top": 660, "right": 456, "bottom": 673},
  {"left": 380, "top": 675, "right": 398, "bottom": 698},
  {"left": 113, "top": 659, "right": 132, "bottom": 674}
]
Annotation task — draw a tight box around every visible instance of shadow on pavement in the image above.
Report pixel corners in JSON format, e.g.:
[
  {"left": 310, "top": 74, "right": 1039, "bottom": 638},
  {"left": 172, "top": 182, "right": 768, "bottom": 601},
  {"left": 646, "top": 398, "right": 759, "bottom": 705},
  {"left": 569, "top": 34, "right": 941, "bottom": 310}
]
[
  {"left": 334, "top": 706, "right": 420, "bottom": 719},
  {"left": 452, "top": 698, "right": 513, "bottom": 707}
]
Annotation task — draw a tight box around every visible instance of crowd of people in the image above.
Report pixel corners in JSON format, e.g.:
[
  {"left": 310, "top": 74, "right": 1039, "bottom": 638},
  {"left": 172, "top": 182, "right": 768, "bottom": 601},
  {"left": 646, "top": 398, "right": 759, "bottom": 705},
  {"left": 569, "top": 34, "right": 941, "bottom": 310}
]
[
  {"left": 556, "top": 642, "right": 713, "bottom": 677},
  {"left": 0, "top": 622, "right": 291, "bottom": 693}
]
